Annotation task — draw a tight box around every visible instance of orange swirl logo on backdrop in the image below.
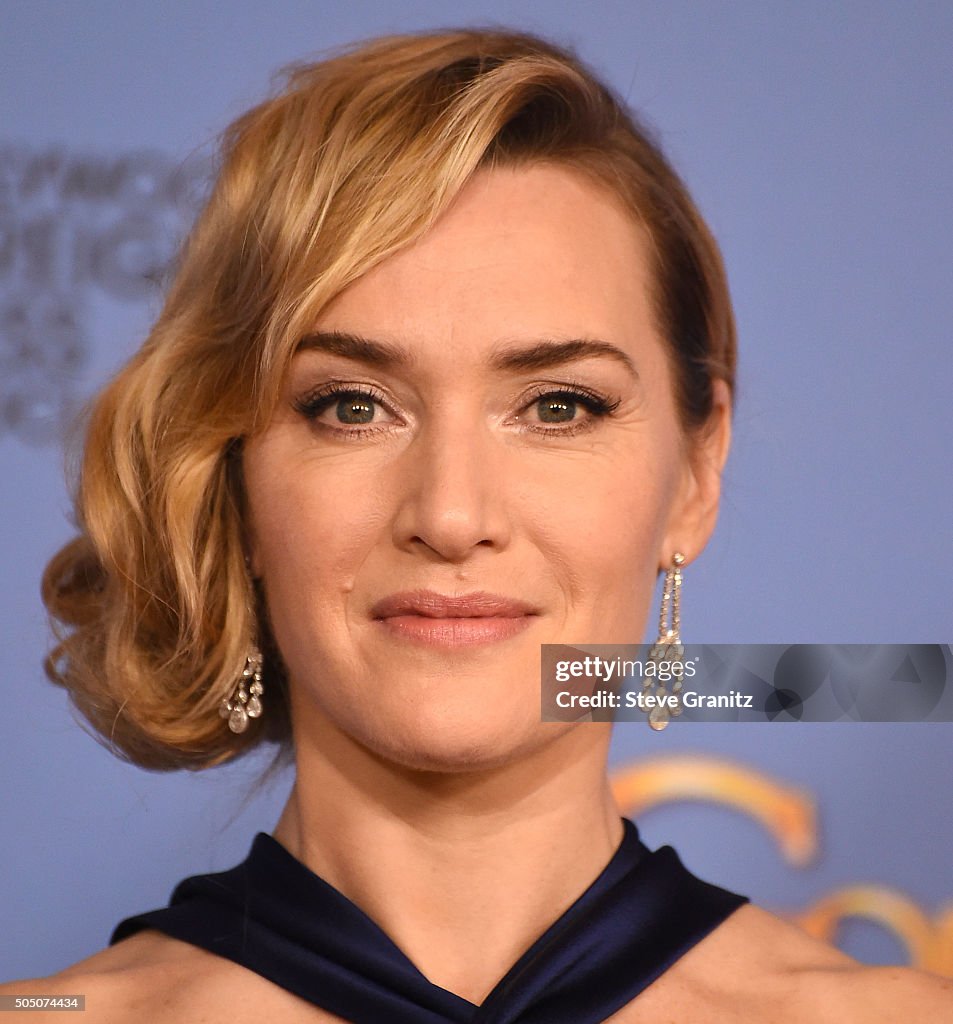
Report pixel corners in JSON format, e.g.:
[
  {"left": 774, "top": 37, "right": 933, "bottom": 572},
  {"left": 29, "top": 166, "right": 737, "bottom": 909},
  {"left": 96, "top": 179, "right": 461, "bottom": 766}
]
[{"left": 611, "top": 754, "right": 953, "bottom": 977}]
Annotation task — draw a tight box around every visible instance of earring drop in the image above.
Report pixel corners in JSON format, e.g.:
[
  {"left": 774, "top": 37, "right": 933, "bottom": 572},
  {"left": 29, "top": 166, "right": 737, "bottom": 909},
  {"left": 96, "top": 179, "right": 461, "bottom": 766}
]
[
  {"left": 642, "top": 552, "right": 685, "bottom": 731},
  {"left": 219, "top": 646, "right": 264, "bottom": 734}
]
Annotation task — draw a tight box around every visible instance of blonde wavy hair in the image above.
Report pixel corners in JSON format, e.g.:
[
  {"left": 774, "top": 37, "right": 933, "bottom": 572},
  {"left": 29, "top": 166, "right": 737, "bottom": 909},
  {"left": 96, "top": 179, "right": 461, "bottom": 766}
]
[{"left": 42, "top": 26, "right": 737, "bottom": 771}]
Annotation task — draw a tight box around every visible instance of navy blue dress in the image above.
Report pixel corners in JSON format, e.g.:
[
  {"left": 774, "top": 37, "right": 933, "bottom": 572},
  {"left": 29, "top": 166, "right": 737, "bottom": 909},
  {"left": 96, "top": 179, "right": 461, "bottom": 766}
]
[{"left": 110, "top": 817, "right": 747, "bottom": 1023}]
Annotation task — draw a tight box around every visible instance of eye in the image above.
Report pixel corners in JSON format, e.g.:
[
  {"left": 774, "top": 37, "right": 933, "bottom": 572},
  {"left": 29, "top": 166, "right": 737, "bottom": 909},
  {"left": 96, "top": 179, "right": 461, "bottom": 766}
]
[
  {"left": 520, "top": 386, "right": 621, "bottom": 435},
  {"left": 292, "top": 381, "right": 622, "bottom": 439},
  {"left": 536, "top": 392, "right": 583, "bottom": 423},
  {"left": 293, "top": 383, "right": 395, "bottom": 434},
  {"left": 328, "top": 392, "right": 377, "bottom": 425}
]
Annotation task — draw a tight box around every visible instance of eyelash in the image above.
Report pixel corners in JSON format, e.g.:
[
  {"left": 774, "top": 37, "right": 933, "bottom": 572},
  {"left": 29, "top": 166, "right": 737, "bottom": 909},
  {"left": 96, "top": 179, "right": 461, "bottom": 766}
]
[{"left": 293, "top": 381, "right": 622, "bottom": 439}]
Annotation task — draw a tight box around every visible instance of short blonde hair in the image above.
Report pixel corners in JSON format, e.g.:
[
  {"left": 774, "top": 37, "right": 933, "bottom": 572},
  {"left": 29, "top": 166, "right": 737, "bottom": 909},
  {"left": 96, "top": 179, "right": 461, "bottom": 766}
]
[{"left": 43, "top": 27, "right": 737, "bottom": 770}]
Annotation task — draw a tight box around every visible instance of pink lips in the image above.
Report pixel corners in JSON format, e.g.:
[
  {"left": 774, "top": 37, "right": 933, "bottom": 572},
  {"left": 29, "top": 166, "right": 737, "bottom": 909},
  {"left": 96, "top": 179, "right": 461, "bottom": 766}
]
[{"left": 371, "top": 589, "right": 539, "bottom": 647}]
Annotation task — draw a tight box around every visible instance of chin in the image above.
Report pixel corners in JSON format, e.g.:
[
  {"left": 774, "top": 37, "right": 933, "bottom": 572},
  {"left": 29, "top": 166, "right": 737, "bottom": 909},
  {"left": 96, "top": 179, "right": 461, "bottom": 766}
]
[{"left": 358, "top": 712, "right": 551, "bottom": 775}]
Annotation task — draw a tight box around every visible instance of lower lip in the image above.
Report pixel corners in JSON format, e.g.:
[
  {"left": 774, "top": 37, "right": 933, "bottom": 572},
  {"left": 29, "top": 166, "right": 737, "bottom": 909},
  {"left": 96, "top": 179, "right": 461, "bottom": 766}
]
[{"left": 376, "top": 614, "right": 536, "bottom": 647}]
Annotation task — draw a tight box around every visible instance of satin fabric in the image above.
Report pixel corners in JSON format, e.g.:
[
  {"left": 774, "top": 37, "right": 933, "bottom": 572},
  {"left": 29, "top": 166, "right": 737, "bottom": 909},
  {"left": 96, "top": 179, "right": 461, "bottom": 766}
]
[{"left": 111, "top": 818, "right": 748, "bottom": 1023}]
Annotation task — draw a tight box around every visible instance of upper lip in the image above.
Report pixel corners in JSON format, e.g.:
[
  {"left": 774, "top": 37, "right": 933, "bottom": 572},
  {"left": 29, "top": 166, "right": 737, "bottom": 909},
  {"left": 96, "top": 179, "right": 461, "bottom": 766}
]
[{"left": 371, "top": 589, "right": 539, "bottom": 619}]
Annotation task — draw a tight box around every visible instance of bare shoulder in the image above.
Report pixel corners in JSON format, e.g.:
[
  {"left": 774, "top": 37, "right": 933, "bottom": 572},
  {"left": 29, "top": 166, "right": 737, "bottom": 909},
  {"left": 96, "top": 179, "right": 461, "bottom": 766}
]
[
  {"left": 0, "top": 931, "right": 343, "bottom": 1023},
  {"left": 726, "top": 905, "right": 952, "bottom": 1018},
  {"left": 1, "top": 932, "right": 235, "bottom": 1023},
  {"left": 807, "top": 961, "right": 953, "bottom": 1021},
  {"left": 743, "top": 905, "right": 950, "bottom": 1008},
  {"left": 618, "top": 903, "right": 953, "bottom": 1022}
]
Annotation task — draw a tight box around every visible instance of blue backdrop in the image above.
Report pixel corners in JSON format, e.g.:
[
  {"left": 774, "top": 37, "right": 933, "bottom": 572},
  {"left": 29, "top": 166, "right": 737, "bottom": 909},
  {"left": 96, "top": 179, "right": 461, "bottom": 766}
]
[{"left": 2, "top": 0, "right": 951, "bottom": 981}]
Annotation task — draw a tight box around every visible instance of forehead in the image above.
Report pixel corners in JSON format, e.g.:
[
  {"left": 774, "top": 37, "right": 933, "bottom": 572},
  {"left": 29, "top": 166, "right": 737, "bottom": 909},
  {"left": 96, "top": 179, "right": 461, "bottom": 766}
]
[{"left": 310, "top": 164, "right": 658, "bottom": 360}]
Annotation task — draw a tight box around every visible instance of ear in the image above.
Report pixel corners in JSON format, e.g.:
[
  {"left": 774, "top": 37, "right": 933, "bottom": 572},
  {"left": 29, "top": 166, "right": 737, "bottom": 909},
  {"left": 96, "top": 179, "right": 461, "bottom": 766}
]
[{"left": 660, "top": 379, "right": 732, "bottom": 568}]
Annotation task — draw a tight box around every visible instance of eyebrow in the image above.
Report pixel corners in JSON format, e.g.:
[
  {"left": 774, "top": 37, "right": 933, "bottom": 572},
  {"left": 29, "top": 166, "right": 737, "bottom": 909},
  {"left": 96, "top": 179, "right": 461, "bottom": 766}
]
[{"left": 295, "top": 330, "right": 640, "bottom": 380}]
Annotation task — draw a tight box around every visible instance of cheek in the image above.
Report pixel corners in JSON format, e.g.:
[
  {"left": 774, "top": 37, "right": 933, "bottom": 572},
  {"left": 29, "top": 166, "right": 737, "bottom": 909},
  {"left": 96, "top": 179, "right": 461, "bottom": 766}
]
[
  {"left": 522, "top": 433, "right": 682, "bottom": 641},
  {"left": 244, "top": 449, "right": 383, "bottom": 649},
  {"left": 522, "top": 440, "right": 678, "bottom": 565}
]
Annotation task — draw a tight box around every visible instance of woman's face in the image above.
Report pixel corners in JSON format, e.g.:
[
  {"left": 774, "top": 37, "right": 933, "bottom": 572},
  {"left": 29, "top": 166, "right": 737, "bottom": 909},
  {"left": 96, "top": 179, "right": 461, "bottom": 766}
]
[{"left": 243, "top": 163, "right": 726, "bottom": 772}]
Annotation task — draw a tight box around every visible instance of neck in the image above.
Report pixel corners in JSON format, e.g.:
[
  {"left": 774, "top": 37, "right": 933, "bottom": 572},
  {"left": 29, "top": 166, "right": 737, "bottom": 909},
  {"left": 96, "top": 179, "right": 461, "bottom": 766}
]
[{"left": 273, "top": 714, "right": 623, "bottom": 1005}]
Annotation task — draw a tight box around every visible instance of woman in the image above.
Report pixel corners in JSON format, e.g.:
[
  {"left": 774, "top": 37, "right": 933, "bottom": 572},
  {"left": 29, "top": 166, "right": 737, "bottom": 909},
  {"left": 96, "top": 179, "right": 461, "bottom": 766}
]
[{"left": 3, "top": 26, "right": 949, "bottom": 1022}]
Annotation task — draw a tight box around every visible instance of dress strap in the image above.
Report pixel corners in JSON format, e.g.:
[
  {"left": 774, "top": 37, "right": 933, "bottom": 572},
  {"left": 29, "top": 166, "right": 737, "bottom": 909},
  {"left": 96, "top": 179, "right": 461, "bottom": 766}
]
[{"left": 111, "top": 819, "right": 748, "bottom": 1023}]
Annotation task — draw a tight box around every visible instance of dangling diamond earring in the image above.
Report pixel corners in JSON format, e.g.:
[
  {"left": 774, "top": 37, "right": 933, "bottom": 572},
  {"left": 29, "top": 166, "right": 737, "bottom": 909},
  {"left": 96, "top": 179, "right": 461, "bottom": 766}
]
[
  {"left": 642, "top": 552, "right": 685, "bottom": 731},
  {"left": 219, "top": 645, "right": 264, "bottom": 734}
]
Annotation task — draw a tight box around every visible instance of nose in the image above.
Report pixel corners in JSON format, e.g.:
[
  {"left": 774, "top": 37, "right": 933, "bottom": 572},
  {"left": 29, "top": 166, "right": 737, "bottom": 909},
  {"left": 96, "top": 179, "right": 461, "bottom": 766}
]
[{"left": 391, "top": 404, "right": 512, "bottom": 562}]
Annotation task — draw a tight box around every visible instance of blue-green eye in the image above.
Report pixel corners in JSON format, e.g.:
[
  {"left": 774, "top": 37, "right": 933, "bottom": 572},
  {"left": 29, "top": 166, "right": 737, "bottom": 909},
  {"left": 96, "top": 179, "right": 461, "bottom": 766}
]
[
  {"left": 525, "top": 388, "right": 621, "bottom": 432},
  {"left": 294, "top": 382, "right": 621, "bottom": 439},
  {"left": 537, "top": 393, "right": 583, "bottom": 423},
  {"left": 332, "top": 394, "right": 377, "bottom": 424},
  {"left": 295, "top": 386, "right": 386, "bottom": 426}
]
